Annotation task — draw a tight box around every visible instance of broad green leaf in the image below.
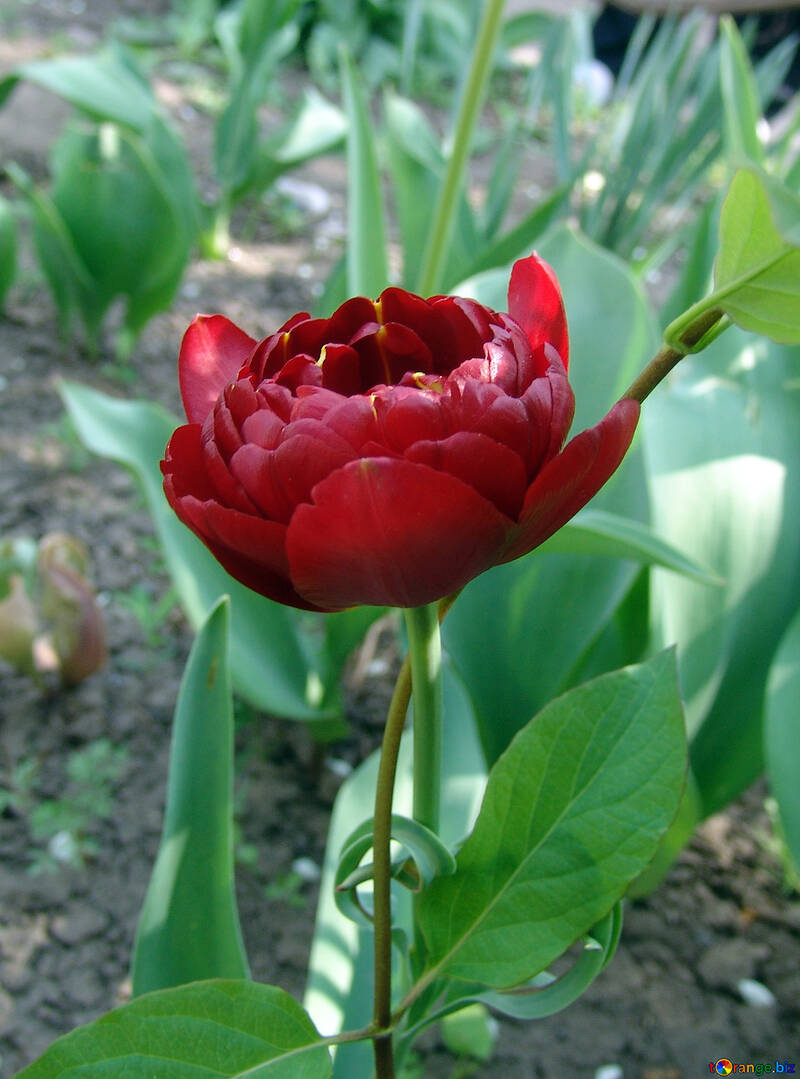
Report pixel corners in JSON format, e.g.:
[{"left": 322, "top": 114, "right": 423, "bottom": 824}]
[
  {"left": 448, "top": 225, "right": 657, "bottom": 764},
  {"left": 417, "top": 651, "right": 686, "bottom": 988},
  {"left": 59, "top": 381, "right": 340, "bottom": 728},
  {"left": 132, "top": 599, "right": 248, "bottom": 995},
  {"left": 341, "top": 50, "right": 389, "bottom": 296},
  {"left": 15, "top": 980, "right": 332, "bottom": 1078},
  {"left": 709, "top": 166, "right": 800, "bottom": 344},
  {"left": 541, "top": 508, "right": 719, "bottom": 584},
  {"left": 0, "top": 195, "right": 16, "bottom": 310},
  {"left": 643, "top": 329, "right": 800, "bottom": 816},
  {"left": 765, "top": 606, "right": 800, "bottom": 870},
  {"left": 0, "top": 48, "right": 155, "bottom": 131},
  {"left": 305, "top": 662, "right": 486, "bottom": 1078},
  {"left": 626, "top": 770, "right": 702, "bottom": 897},
  {"left": 719, "top": 16, "right": 765, "bottom": 165}
]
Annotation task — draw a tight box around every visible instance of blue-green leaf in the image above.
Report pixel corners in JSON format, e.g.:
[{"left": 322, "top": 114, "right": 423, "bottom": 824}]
[
  {"left": 764, "top": 606, "right": 800, "bottom": 870},
  {"left": 132, "top": 598, "right": 248, "bottom": 995}
]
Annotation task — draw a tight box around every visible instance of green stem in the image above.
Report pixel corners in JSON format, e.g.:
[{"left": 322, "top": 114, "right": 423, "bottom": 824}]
[
  {"left": 416, "top": 0, "right": 507, "bottom": 296},
  {"left": 623, "top": 305, "right": 726, "bottom": 404},
  {"left": 405, "top": 605, "right": 443, "bottom": 835},
  {"left": 370, "top": 597, "right": 454, "bottom": 1076},
  {"left": 371, "top": 656, "right": 412, "bottom": 1078}
]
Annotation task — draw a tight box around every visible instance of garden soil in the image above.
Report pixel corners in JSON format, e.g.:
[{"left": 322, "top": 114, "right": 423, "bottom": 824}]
[{"left": 1, "top": 3, "right": 798, "bottom": 1077}]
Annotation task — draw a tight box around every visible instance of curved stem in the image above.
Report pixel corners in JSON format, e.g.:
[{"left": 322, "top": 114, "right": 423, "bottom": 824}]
[
  {"left": 370, "top": 597, "right": 455, "bottom": 1076},
  {"left": 416, "top": 0, "right": 508, "bottom": 295},
  {"left": 371, "top": 655, "right": 411, "bottom": 1078}
]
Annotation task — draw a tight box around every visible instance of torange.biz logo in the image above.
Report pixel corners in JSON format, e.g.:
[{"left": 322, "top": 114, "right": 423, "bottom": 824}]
[{"left": 709, "top": 1062, "right": 795, "bottom": 1075}]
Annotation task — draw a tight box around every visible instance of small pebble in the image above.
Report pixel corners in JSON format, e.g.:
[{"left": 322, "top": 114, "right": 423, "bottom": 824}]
[
  {"left": 737, "top": 978, "right": 776, "bottom": 1008},
  {"left": 291, "top": 857, "right": 321, "bottom": 883},
  {"left": 595, "top": 1066, "right": 623, "bottom": 1079},
  {"left": 47, "top": 831, "right": 79, "bottom": 864},
  {"left": 326, "top": 758, "right": 353, "bottom": 779}
]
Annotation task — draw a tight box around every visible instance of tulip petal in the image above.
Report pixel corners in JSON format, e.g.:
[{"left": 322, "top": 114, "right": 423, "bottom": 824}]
[
  {"left": 507, "top": 255, "right": 569, "bottom": 371},
  {"left": 162, "top": 424, "right": 214, "bottom": 501},
  {"left": 287, "top": 458, "right": 510, "bottom": 608},
  {"left": 179, "top": 315, "right": 257, "bottom": 424},
  {"left": 405, "top": 432, "right": 527, "bottom": 519},
  {"left": 500, "top": 398, "right": 640, "bottom": 563},
  {"left": 174, "top": 494, "right": 326, "bottom": 611}
]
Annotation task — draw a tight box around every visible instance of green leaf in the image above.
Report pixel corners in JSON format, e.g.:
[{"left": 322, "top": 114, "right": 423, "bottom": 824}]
[
  {"left": 341, "top": 49, "right": 389, "bottom": 296},
  {"left": 383, "top": 92, "right": 477, "bottom": 291},
  {"left": 0, "top": 195, "right": 16, "bottom": 311},
  {"left": 0, "top": 48, "right": 156, "bottom": 131},
  {"left": 5, "top": 162, "right": 95, "bottom": 341},
  {"left": 48, "top": 121, "right": 192, "bottom": 346},
  {"left": 132, "top": 599, "right": 248, "bottom": 995},
  {"left": 417, "top": 651, "right": 686, "bottom": 988},
  {"left": 15, "top": 980, "right": 332, "bottom": 1078},
  {"left": 458, "top": 180, "right": 572, "bottom": 281},
  {"left": 541, "top": 508, "right": 720, "bottom": 584},
  {"left": 709, "top": 166, "right": 800, "bottom": 344},
  {"left": 719, "top": 16, "right": 765, "bottom": 166},
  {"left": 765, "top": 606, "right": 800, "bottom": 870},
  {"left": 214, "top": 23, "right": 300, "bottom": 197},
  {"left": 59, "top": 381, "right": 340, "bottom": 728},
  {"left": 642, "top": 329, "right": 800, "bottom": 816},
  {"left": 421, "top": 904, "right": 623, "bottom": 1029},
  {"left": 305, "top": 662, "right": 486, "bottom": 1078}
]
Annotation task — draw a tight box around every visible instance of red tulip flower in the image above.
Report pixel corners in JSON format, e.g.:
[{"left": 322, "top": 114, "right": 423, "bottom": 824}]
[{"left": 162, "top": 255, "right": 639, "bottom": 611}]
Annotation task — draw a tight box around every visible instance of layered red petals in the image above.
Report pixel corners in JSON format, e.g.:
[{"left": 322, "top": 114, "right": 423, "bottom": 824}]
[
  {"left": 286, "top": 459, "right": 510, "bottom": 609},
  {"left": 162, "top": 254, "right": 639, "bottom": 611}
]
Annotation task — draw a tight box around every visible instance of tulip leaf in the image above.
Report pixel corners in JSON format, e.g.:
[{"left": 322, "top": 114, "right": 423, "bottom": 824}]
[
  {"left": 214, "top": 22, "right": 299, "bottom": 197},
  {"left": 340, "top": 49, "right": 389, "bottom": 297},
  {"left": 59, "top": 381, "right": 344, "bottom": 730},
  {"left": 416, "top": 651, "right": 686, "bottom": 989},
  {"left": 14, "top": 980, "right": 332, "bottom": 1078},
  {"left": 643, "top": 328, "right": 800, "bottom": 816},
  {"left": 6, "top": 162, "right": 95, "bottom": 341},
  {"left": 47, "top": 120, "right": 193, "bottom": 349},
  {"left": 305, "top": 662, "right": 486, "bottom": 1078},
  {"left": 0, "top": 47, "right": 156, "bottom": 131},
  {"left": 704, "top": 166, "right": 800, "bottom": 344},
  {"left": 719, "top": 17, "right": 765, "bottom": 166},
  {"left": 132, "top": 598, "right": 248, "bottom": 994},
  {"left": 0, "top": 195, "right": 16, "bottom": 311},
  {"left": 764, "top": 606, "right": 800, "bottom": 871},
  {"left": 542, "top": 508, "right": 720, "bottom": 584}
]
